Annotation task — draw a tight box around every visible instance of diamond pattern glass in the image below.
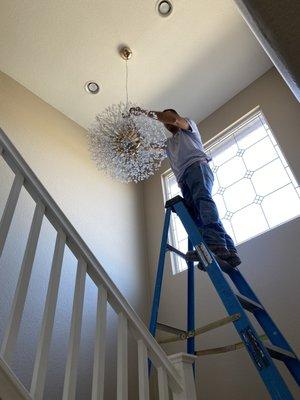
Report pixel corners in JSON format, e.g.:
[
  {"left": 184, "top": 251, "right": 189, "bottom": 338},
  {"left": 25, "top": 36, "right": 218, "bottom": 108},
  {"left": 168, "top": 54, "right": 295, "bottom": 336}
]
[
  {"left": 223, "top": 179, "right": 256, "bottom": 212},
  {"left": 217, "top": 156, "right": 246, "bottom": 187},
  {"left": 243, "top": 136, "right": 278, "bottom": 170},
  {"left": 251, "top": 159, "right": 290, "bottom": 196},
  {"left": 212, "top": 135, "right": 238, "bottom": 166},
  {"left": 231, "top": 203, "right": 269, "bottom": 243},
  {"left": 236, "top": 118, "right": 267, "bottom": 148},
  {"left": 261, "top": 184, "right": 300, "bottom": 227}
]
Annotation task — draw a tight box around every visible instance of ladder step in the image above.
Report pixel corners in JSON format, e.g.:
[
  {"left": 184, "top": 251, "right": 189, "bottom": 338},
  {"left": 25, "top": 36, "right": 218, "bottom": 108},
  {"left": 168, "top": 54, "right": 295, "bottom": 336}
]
[
  {"left": 265, "top": 343, "right": 297, "bottom": 362},
  {"left": 236, "top": 294, "right": 264, "bottom": 312}
]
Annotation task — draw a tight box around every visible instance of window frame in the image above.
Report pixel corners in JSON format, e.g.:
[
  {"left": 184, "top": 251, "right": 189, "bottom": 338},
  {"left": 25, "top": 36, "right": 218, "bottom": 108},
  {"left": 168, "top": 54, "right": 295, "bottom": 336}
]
[{"left": 162, "top": 107, "right": 300, "bottom": 274}]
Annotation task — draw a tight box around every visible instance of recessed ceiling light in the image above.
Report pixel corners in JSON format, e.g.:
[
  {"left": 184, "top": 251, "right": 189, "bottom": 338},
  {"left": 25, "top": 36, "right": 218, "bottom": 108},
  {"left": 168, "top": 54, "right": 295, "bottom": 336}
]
[
  {"left": 85, "top": 81, "right": 100, "bottom": 94},
  {"left": 157, "top": 0, "right": 173, "bottom": 17}
]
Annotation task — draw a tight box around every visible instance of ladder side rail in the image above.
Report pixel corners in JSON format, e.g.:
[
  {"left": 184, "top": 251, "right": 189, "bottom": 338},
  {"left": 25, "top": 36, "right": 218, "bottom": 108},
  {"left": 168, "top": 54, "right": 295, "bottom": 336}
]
[
  {"left": 229, "top": 269, "right": 296, "bottom": 351},
  {"left": 149, "top": 208, "right": 171, "bottom": 338},
  {"left": 173, "top": 200, "right": 294, "bottom": 400},
  {"left": 229, "top": 269, "right": 300, "bottom": 386},
  {"left": 228, "top": 268, "right": 263, "bottom": 303},
  {"left": 0, "top": 128, "right": 184, "bottom": 395},
  {"left": 187, "top": 239, "right": 195, "bottom": 356}
]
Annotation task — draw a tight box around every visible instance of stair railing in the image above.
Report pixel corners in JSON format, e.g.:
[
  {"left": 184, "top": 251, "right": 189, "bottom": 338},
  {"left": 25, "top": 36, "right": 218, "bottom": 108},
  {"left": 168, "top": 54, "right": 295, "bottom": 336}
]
[{"left": 0, "top": 127, "right": 184, "bottom": 400}]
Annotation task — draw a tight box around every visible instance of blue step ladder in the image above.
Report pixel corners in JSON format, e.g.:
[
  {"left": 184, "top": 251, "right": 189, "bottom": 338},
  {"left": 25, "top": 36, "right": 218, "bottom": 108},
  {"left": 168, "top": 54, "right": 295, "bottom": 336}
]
[{"left": 149, "top": 195, "right": 300, "bottom": 399}]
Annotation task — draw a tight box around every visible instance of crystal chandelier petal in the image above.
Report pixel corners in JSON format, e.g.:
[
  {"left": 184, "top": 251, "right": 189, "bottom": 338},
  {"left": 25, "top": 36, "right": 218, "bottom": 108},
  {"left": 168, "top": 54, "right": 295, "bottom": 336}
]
[{"left": 88, "top": 101, "right": 167, "bottom": 183}]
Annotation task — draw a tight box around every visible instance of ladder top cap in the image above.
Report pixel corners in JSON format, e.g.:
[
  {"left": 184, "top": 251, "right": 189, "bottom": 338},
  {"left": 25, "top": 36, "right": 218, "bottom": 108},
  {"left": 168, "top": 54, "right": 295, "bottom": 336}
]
[{"left": 165, "top": 195, "right": 184, "bottom": 209}]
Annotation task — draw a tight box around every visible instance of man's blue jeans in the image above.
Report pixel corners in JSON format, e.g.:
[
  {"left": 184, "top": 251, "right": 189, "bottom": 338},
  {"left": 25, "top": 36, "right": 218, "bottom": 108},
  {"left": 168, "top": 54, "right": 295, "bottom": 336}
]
[{"left": 179, "top": 162, "right": 236, "bottom": 252}]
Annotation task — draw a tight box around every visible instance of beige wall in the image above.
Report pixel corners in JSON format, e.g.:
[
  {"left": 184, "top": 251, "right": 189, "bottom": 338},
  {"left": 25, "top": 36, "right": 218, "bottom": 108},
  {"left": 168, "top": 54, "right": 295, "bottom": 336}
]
[
  {"left": 0, "top": 71, "right": 149, "bottom": 399},
  {"left": 143, "top": 68, "right": 300, "bottom": 399}
]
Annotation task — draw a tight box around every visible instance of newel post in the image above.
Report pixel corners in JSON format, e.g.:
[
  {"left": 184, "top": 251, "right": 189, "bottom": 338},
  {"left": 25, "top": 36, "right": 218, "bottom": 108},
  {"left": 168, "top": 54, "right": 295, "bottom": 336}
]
[{"left": 169, "top": 353, "right": 197, "bottom": 400}]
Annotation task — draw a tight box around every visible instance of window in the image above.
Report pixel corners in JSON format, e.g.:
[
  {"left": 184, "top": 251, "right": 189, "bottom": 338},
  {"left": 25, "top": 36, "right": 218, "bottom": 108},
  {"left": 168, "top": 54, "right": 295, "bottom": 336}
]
[{"left": 162, "top": 110, "right": 300, "bottom": 274}]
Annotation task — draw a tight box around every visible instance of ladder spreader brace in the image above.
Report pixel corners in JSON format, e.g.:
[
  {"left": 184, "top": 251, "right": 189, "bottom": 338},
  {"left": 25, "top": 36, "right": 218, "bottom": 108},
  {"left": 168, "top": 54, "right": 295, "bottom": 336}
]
[{"left": 149, "top": 195, "right": 300, "bottom": 400}]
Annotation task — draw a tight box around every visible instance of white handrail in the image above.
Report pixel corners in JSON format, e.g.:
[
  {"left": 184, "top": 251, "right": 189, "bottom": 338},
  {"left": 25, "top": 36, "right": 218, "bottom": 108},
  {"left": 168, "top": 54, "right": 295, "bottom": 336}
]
[{"left": 0, "top": 127, "right": 183, "bottom": 396}]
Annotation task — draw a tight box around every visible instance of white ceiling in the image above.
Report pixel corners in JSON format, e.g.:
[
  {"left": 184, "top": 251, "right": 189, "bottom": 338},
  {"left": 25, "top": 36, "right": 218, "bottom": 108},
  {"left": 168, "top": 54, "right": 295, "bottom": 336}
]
[{"left": 0, "top": 0, "right": 272, "bottom": 129}]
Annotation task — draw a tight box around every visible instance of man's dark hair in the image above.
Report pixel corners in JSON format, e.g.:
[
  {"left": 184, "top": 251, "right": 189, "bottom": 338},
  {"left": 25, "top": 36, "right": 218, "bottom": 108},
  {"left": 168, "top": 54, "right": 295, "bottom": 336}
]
[{"left": 163, "top": 108, "right": 178, "bottom": 115}]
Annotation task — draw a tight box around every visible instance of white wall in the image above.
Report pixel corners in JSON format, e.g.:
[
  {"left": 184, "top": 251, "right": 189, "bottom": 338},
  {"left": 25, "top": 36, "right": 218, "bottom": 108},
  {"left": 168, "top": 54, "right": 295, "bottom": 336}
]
[
  {"left": 0, "top": 71, "right": 149, "bottom": 399},
  {"left": 143, "top": 68, "right": 300, "bottom": 399}
]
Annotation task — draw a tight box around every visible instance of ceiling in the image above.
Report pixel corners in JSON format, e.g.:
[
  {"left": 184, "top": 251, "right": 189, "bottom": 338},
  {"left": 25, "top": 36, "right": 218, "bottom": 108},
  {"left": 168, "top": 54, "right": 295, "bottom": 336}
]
[{"left": 0, "top": 0, "right": 272, "bottom": 129}]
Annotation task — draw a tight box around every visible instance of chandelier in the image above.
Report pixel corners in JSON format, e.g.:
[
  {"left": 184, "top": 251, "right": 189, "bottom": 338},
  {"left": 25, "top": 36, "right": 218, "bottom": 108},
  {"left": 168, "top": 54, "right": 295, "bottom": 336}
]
[{"left": 88, "top": 46, "right": 167, "bottom": 183}]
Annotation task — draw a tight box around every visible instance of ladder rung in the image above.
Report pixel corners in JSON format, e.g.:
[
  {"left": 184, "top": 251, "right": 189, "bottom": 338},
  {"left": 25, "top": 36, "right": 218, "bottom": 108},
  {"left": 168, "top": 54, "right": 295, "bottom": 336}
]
[
  {"left": 157, "top": 322, "right": 186, "bottom": 336},
  {"left": 265, "top": 343, "right": 297, "bottom": 361},
  {"left": 236, "top": 294, "right": 264, "bottom": 312},
  {"left": 166, "top": 244, "right": 186, "bottom": 260}
]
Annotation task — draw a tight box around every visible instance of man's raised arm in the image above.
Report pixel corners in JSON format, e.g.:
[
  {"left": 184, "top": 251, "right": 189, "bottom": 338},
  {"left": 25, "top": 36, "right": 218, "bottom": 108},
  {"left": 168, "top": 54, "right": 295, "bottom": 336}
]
[{"left": 129, "top": 107, "right": 190, "bottom": 131}]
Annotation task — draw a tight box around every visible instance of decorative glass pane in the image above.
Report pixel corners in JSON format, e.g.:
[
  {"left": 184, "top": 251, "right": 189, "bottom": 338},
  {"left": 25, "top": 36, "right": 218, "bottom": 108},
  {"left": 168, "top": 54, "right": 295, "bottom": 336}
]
[
  {"left": 168, "top": 174, "right": 180, "bottom": 197},
  {"left": 262, "top": 184, "right": 300, "bottom": 227},
  {"left": 178, "top": 238, "right": 188, "bottom": 253},
  {"left": 211, "top": 135, "right": 237, "bottom": 166},
  {"left": 231, "top": 204, "right": 269, "bottom": 243},
  {"left": 235, "top": 118, "right": 267, "bottom": 149},
  {"left": 251, "top": 159, "right": 290, "bottom": 196},
  {"left": 177, "top": 256, "right": 187, "bottom": 273},
  {"left": 223, "top": 179, "right": 255, "bottom": 212},
  {"left": 175, "top": 216, "right": 188, "bottom": 242},
  {"left": 243, "top": 136, "right": 278, "bottom": 170},
  {"left": 216, "top": 156, "right": 246, "bottom": 187}
]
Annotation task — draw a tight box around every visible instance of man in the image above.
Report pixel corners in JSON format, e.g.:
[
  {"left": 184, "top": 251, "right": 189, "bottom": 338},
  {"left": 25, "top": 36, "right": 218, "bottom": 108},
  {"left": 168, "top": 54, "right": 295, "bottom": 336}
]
[{"left": 129, "top": 107, "right": 241, "bottom": 270}]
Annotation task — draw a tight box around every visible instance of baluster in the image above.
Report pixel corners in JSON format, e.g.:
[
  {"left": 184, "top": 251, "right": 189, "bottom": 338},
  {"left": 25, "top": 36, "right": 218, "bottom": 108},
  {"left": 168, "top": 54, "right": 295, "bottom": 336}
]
[
  {"left": 62, "top": 257, "right": 86, "bottom": 400},
  {"left": 117, "top": 313, "right": 128, "bottom": 400},
  {"left": 30, "top": 229, "right": 66, "bottom": 399},
  {"left": 158, "top": 367, "right": 169, "bottom": 400},
  {"left": 138, "top": 340, "right": 150, "bottom": 400},
  {"left": 0, "top": 201, "right": 44, "bottom": 362},
  {"left": 92, "top": 285, "right": 107, "bottom": 400},
  {"left": 0, "top": 173, "right": 24, "bottom": 259}
]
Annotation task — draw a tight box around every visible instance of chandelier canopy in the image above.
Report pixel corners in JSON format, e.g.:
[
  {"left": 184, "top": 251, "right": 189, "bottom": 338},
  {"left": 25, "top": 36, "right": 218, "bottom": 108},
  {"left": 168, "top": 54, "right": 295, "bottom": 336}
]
[{"left": 87, "top": 47, "right": 167, "bottom": 183}]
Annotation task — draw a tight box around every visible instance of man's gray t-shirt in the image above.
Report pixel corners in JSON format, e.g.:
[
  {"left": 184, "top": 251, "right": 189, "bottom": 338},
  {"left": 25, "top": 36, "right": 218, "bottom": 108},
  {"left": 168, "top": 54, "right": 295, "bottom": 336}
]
[{"left": 166, "top": 119, "right": 211, "bottom": 183}]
